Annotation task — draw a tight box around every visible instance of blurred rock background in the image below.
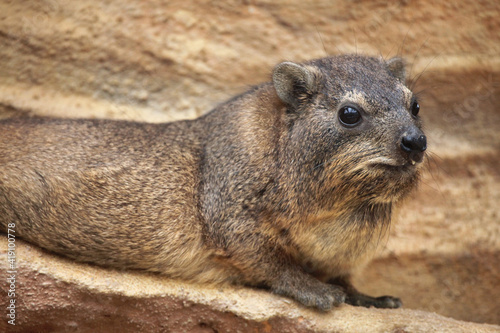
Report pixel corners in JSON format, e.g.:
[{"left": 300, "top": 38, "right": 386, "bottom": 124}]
[{"left": 0, "top": 0, "right": 499, "bottom": 332}]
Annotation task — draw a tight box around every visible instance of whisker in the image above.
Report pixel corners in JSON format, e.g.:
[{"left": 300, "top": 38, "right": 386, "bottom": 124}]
[
  {"left": 407, "top": 37, "right": 429, "bottom": 87},
  {"left": 384, "top": 40, "right": 398, "bottom": 61},
  {"left": 315, "top": 26, "right": 329, "bottom": 57},
  {"left": 397, "top": 27, "right": 412, "bottom": 58},
  {"left": 419, "top": 177, "right": 441, "bottom": 194},
  {"left": 409, "top": 51, "right": 444, "bottom": 91},
  {"left": 417, "top": 152, "right": 450, "bottom": 203},
  {"left": 426, "top": 151, "right": 449, "bottom": 176},
  {"left": 354, "top": 28, "right": 358, "bottom": 55}
]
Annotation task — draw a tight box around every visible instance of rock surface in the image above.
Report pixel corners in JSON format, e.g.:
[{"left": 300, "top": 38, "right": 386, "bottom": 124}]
[
  {"left": 1, "top": 0, "right": 499, "bottom": 332},
  {"left": 1, "top": 239, "right": 499, "bottom": 333}
]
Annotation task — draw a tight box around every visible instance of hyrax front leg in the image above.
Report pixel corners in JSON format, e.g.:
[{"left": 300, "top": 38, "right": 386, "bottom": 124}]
[
  {"left": 271, "top": 264, "right": 346, "bottom": 311},
  {"left": 224, "top": 240, "right": 346, "bottom": 311},
  {"left": 328, "top": 276, "right": 402, "bottom": 309}
]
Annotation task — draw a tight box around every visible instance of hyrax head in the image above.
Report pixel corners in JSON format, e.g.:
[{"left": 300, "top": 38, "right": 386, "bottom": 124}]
[{"left": 272, "top": 54, "right": 427, "bottom": 203}]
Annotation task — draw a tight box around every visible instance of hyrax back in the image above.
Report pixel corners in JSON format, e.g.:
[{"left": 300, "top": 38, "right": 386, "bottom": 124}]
[
  {"left": 0, "top": 54, "right": 426, "bottom": 310},
  {"left": 0, "top": 119, "right": 220, "bottom": 281}
]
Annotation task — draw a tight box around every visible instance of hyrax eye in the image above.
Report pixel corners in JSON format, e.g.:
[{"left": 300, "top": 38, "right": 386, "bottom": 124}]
[
  {"left": 338, "top": 106, "right": 362, "bottom": 127},
  {"left": 411, "top": 100, "right": 420, "bottom": 118}
]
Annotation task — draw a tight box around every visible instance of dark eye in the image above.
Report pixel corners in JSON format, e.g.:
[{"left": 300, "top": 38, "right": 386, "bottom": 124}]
[
  {"left": 338, "top": 106, "right": 362, "bottom": 127},
  {"left": 411, "top": 100, "right": 420, "bottom": 117}
]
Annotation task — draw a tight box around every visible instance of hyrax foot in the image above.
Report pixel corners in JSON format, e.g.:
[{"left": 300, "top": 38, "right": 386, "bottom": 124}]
[
  {"left": 374, "top": 296, "right": 403, "bottom": 308},
  {"left": 273, "top": 274, "right": 346, "bottom": 311},
  {"left": 345, "top": 294, "right": 402, "bottom": 309},
  {"left": 296, "top": 283, "right": 347, "bottom": 311}
]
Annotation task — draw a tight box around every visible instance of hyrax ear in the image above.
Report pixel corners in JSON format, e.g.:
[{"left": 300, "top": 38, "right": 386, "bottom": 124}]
[
  {"left": 272, "top": 62, "right": 319, "bottom": 107},
  {"left": 386, "top": 57, "right": 406, "bottom": 83}
]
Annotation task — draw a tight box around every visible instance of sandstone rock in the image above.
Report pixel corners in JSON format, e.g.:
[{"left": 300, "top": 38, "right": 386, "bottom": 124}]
[
  {"left": 1, "top": 239, "right": 499, "bottom": 333},
  {"left": 0, "top": 0, "right": 499, "bottom": 331}
]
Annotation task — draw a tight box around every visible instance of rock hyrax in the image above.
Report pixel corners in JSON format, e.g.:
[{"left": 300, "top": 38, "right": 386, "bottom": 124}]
[{"left": 0, "top": 54, "right": 427, "bottom": 310}]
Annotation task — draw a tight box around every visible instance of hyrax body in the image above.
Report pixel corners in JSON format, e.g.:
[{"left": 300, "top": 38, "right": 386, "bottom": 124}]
[{"left": 0, "top": 55, "right": 427, "bottom": 310}]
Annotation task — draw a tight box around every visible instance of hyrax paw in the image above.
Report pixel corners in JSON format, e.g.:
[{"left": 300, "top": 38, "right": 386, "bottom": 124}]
[
  {"left": 375, "top": 295, "right": 402, "bottom": 309},
  {"left": 345, "top": 294, "right": 403, "bottom": 309},
  {"left": 295, "top": 284, "right": 346, "bottom": 311}
]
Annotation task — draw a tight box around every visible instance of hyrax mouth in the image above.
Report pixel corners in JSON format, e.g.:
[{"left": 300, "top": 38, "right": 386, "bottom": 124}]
[
  {"left": 369, "top": 161, "right": 419, "bottom": 174},
  {"left": 369, "top": 126, "right": 427, "bottom": 174},
  {"left": 362, "top": 154, "right": 425, "bottom": 190},
  {"left": 358, "top": 158, "right": 423, "bottom": 203}
]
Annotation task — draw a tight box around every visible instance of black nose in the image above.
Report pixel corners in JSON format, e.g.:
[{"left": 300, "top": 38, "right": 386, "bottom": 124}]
[
  {"left": 401, "top": 134, "right": 427, "bottom": 153},
  {"left": 400, "top": 130, "right": 427, "bottom": 164}
]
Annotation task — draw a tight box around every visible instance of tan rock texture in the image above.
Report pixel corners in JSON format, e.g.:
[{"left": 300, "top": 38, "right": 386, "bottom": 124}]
[
  {"left": 1, "top": 240, "right": 499, "bottom": 333},
  {"left": 0, "top": 0, "right": 499, "bottom": 332}
]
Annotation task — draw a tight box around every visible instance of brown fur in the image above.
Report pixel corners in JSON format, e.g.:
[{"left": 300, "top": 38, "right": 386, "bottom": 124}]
[{"left": 0, "top": 54, "right": 426, "bottom": 310}]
